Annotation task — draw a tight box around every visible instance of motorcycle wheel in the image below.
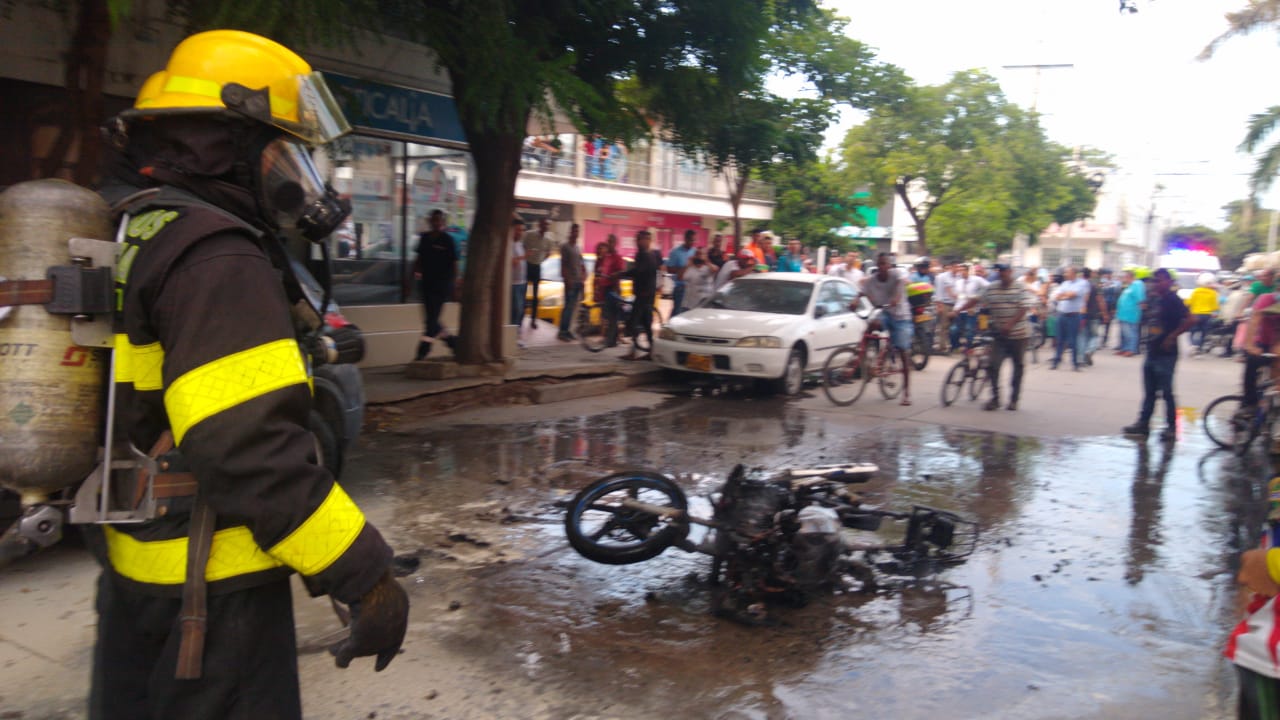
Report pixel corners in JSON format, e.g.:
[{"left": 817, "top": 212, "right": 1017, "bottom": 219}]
[
  {"left": 564, "top": 470, "right": 689, "bottom": 565},
  {"left": 910, "top": 324, "right": 931, "bottom": 371},
  {"left": 822, "top": 345, "right": 868, "bottom": 406}
]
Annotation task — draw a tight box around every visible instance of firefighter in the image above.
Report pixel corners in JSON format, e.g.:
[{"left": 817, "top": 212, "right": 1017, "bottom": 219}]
[{"left": 90, "top": 30, "right": 407, "bottom": 719}]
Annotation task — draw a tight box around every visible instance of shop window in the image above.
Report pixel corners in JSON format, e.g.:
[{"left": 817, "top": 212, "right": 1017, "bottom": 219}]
[{"left": 313, "top": 137, "right": 475, "bottom": 306}]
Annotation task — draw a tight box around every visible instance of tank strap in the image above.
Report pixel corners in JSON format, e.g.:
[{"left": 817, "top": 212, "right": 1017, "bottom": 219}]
[{"left": 0, "top": 278, "right": 54, "bottom": 306}]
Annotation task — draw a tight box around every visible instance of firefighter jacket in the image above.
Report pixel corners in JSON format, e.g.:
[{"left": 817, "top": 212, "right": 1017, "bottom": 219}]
[{"left": 103, "top": 187, "right": 391, "bottom": 604}]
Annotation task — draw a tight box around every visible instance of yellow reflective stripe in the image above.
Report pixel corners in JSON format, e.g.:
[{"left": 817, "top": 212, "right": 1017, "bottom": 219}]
[
  {"left": 162, "top": 75, "right": 297, "bottom": 118},
  {"left": 165, "top": 339, "right": 308, "bottom": 445},
  {"left": 267, "top": 483, "right": 365, "bottom": 576},
  {"left": 103, "top": 525, "right": 283, "bottom": 585},
  {"left": 112, "top": 334, "right": 165, "bottom": 392}
]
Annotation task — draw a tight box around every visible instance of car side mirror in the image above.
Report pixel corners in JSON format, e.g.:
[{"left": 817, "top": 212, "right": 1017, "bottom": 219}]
[{"left": 814, "top": 306, "right": 828, "bottom": 319}]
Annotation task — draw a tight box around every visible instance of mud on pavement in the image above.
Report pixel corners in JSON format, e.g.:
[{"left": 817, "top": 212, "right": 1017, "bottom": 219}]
[{"left": 289, "top": 390, "right": 1260, "bottom": 720}]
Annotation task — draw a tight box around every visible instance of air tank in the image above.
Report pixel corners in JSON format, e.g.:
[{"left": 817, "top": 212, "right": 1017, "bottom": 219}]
[{"left": 0, "top": 180, "right": 111, "bottom": 504}]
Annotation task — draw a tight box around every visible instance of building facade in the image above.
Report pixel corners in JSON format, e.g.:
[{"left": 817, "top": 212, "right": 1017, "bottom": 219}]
[{"left": 0, "top": 3, "right": 775, "bottom": 367}]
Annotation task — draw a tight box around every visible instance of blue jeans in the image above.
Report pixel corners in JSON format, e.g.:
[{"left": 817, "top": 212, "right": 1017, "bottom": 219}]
[
  {"left": 1077, "top": 317, "right": 1101, "bottom": 358},
  {"left": 559, "top": 283, "right": 583, "bottom": 335},
  {"left": 510, "top": 282, "right": 526, "bottom": 326},
  {"left": 671, "top": 282, "right": 686, "bottom": 317},
  {"left": 1119, "top": 321, "right": 1140, "bottom": 354},
  {"left": 950, "top": 312, "right": 976, "bottom": 350},
  {"left": 1053, "top": 312, "right": 1081, "bottom": 367},
  {"left": 1138, "top": 353, "right": 1178, "bottom": 428}
]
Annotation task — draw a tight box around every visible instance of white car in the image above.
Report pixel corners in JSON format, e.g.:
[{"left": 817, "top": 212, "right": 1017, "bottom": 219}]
[{"left": 653, "top": 273, "right": 868, "bottom": 395}]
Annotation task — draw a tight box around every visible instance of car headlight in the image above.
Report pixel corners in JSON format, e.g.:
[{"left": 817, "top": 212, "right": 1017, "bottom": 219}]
[
  {"left": 658, "top": 326, "right": 678, "bottom": 341},
  {"left": 735, "top": 336, "right": 783, "bottom": 348},
  {"left": 540, "top": 295, "right": 563, "bottom": 307}
]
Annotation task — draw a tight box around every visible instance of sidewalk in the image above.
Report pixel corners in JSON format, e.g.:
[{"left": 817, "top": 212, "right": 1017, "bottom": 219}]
[{"left": 361, "top": 316, "right": 662, "bottom": 406}]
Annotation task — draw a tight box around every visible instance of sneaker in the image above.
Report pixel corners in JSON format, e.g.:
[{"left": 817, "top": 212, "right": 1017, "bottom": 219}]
[
  {"left": 443, "top": 335, "right": 459, "bottom": 352},
  {"left": 1122, "top": 423, "right": 1149, "bottom": 437},
  {"left": 557, "top": 332, "right": 573, "bottom": 342},
  {"left": 1049, "top": 362, "right": 1059, "bottom": 370},
  {"left": 983, "top": 398, "right": 1000, "bottom": 411},
  {"left": 1158, "top": 428, "right": 1176, "bottom": 442},
  {"left": 1006, "top": 400, "right": 1018, "bottom": 411},
  {"left": 413, "top": 339, "right": 432, "bottom": 361}
]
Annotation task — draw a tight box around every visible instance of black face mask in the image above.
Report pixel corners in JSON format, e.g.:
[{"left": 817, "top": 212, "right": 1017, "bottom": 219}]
[{"left": 258, "top": 137, "right": 351, "bottom": 242}]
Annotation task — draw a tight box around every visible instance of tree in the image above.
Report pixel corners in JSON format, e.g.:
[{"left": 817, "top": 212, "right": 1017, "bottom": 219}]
[
  {"left": 840, "top": 71, "right": 1013, "bottom": 257},
  {"left": 840, "top": 70, "right": 1101, "bottom": 259},
  {"left": 1200, "top": 1, "right": 1280, "bottom": 194},
  {"left": 1217, "top": 199, "right": 1274, "bottom": 268},
  {"left": 389, "top": 1, "right": 800, "bottom": 363},
  {"left": 655, "top": 8, "right": 906, "bottom": 245},
  {"left": 766, "top": 154, "right": 869, "bottom": 249}
]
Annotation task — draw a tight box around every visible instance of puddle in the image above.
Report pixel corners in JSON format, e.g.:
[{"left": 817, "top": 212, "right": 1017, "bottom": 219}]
[{"left": 343, "top": 395, "right": 1268, "bottom": 719}]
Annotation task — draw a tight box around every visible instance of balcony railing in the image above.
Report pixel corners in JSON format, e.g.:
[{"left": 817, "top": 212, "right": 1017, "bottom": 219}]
[{"left": 520, "top": 141, "right": 775, "bottom": 203}]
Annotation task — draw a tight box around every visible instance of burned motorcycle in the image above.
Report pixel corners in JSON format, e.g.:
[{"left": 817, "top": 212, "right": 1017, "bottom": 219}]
[{"left": 563, "top": 463, "right": 978, "bottom": 623}]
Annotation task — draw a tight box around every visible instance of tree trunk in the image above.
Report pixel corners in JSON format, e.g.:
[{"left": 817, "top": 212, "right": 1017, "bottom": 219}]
[
  {"left": 450, "top": 69, "right": 532, "bottom": 365},
  {"left": 895, "top": 180, "right": 929, "bottom": 256},
  {"left": 726, "top": 163, "right": 748, "bottom": 250},
  {"left": 40, "top": 0, "right": 110, "bottom": 184},
  {"left": 455, "top": 130, "right": 524, "bottom": 364}
]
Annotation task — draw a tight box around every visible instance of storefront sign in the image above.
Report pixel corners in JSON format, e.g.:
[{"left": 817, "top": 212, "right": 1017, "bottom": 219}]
[{"left": 324, "top": 73, "right": 467, "bottom": 145}]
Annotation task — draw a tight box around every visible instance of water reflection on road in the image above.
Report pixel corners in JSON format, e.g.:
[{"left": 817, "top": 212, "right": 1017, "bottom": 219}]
[{"left": 355, "top": 395, "right": 1272, "bottom": 719}]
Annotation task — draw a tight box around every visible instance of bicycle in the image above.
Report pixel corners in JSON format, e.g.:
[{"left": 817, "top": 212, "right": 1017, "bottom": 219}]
[
  {"left": 821, "top": 305, "right": 907, "bottom": 406},
  {"left": 940, "top": 334, "right": 995, "bottom": 406},
  {"left": 1203, "top": 354, "right": 1279, "bottom": 454},
  {"left": 577, "top": 293, "right": 665, "bottom": 353}
]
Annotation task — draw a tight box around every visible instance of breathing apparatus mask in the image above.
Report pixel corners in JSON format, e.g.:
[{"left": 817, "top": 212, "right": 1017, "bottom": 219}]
[{"left": 258, "top": 137, "right": 350, "bottom": 243}]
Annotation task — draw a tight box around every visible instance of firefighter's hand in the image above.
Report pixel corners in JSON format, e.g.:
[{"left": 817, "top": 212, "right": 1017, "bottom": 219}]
[
  {"left": 1238, "top": 548, "right": 1280, "bottom": 598},
  {"left": 329, "top": 571, "right": 409, "bottom": 671}
]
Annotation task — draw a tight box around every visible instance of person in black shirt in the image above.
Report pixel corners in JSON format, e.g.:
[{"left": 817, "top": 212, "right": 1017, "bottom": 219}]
[
  {"left": 1123, "top": 269, "right": 1194, "bottom": 441},
  {"left": 618, "top": 229, "right": 662, "bottom": 360},
  {"left": 413, "top": 209, "right": 458, "bottom": 360}
]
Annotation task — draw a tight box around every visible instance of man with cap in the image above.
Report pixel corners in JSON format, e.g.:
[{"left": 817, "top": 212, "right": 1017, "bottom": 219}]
[
  {"left": 957, "top": 263, "right": 1037, "bottom": 410},
  {"left": 715, "top": 249, "right": 758, "bottom": 289}
]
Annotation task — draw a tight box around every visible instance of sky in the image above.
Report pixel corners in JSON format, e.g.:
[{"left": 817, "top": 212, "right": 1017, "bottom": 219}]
[{"left": 812, "top": 0, "right": 1280, "bottom": 232}]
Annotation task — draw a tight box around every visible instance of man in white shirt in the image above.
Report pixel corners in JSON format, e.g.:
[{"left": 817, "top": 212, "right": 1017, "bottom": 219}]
[
  {"left": 681, "top": 247, "right": 716, "bottom": 312},
  {"left": 715, "top": 250, "right": 757, "bottom": 289},
  {"left": 521, "top": 217, "right": 555, "bottom": 329},
  {"left": 934, "top": 262, "right": 956, "bottom": 353},
  {"left": 948, "top": 264, "right": 989, "bottom": 351},
  {"left": 1049, "top": 266, "right": 1092, "bottom": 370}
]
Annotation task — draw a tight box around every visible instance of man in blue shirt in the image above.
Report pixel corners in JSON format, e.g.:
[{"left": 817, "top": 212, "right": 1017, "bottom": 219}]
[
  {"left": 1050, "top": 266, "right": 1091, "bottom": 370},
  {"left": 664, "top": 229, "right": 697, "bottom": 316},
  {"left": 776, "top": 238, "right": 806, "bottom": 272}
]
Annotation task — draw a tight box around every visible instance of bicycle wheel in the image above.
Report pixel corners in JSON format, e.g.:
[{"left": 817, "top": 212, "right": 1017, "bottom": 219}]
[
  {"left": 878, "top": 346, "right": 904, "bottom": 399},
  {"left": 579, "top": 305, "right": 608, "bottom": 353},
  {"left": 564, "top": 470, "right": 689, "bottom": 565},
  {"left": 822, "top": 345, "right": 868, "bottom": 406},
  {"left": 941, "top": 361, "right": 967, "bottom": 406},
  {"left": 1203, "top": 394, "right": 1253, "bottom": 451},
  {"left": 968, "top": 366, "right": 989, "bottom": 401}
]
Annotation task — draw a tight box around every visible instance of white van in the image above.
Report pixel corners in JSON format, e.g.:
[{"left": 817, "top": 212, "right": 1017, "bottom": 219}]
[{"left": 1156, "top": 251, "right": 1221, "bottom": 300}]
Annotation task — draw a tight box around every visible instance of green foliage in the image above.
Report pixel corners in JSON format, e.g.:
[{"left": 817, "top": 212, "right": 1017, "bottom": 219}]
[
  {"left": 1217, "top": 199, "right": 1276, "bottom": 268},
  {"left": 839, "top": 69, "right": 1101, "bottom": 257},
  {"left": 765, "top": 155, "right": 867, "bottom": 248}
]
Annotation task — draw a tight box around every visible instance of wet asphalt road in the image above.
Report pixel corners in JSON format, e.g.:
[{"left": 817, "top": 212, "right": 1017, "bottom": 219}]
[
  {"left": 299, "top": 371, "right": 1266, "bottom": 720},
  {"left": 0, "top": 351, "right": 1268, "bottom": 719}
]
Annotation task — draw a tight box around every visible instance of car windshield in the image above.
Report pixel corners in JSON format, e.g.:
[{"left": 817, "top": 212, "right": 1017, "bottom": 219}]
[{"left": 707, "top": 279, "right": 813, "bottom": 315}]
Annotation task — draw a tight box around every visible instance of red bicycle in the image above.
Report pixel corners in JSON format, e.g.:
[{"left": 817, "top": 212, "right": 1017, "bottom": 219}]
[{"left": 821, "top": 305, "right": 906, "bottom": 406}]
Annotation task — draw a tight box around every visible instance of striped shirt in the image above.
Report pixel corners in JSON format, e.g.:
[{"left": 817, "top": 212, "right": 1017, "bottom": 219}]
[{"left": 978, "top": 281, "right": 1037, "bottom": 339}]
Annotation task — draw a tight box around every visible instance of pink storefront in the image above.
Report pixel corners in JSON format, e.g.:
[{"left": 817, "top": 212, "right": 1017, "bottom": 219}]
[{"left": 583, "top": 207, "right": 705, "bottom": 258}]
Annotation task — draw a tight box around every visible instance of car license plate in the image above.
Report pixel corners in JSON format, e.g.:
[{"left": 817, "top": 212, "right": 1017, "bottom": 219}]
[{"left": 686, "top": 353, "right": 712, "bottom": 372}]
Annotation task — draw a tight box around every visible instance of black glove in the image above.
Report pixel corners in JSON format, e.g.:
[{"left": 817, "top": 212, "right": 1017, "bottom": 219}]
[{"left": 329, "top": 571, "right": 409, "bottom": 671}]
